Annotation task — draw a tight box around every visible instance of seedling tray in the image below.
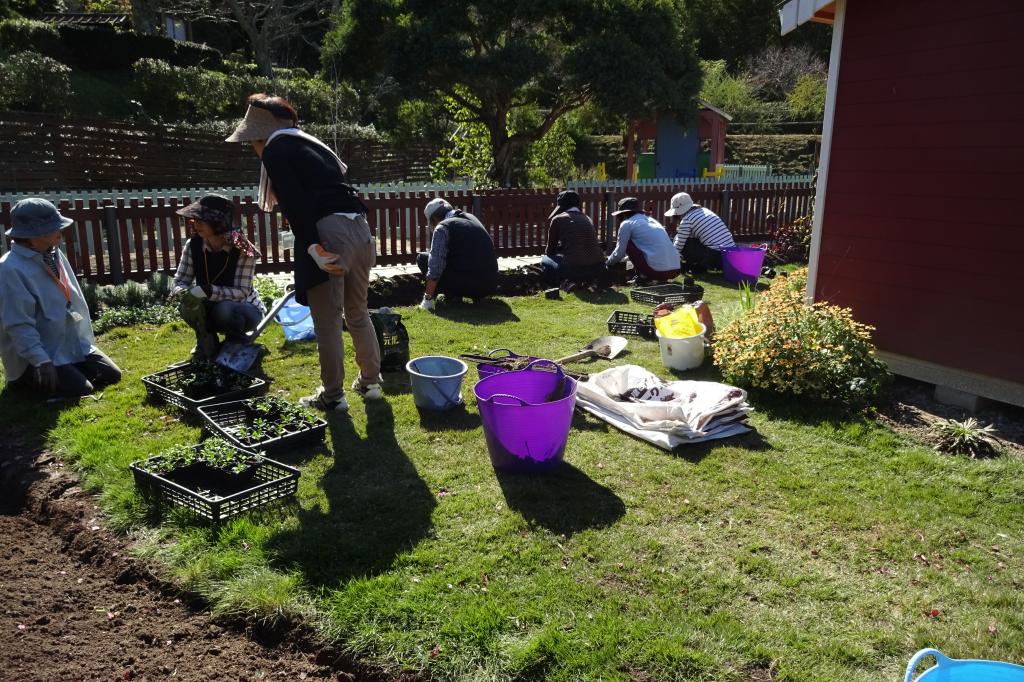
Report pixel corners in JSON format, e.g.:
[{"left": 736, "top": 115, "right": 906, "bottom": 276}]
[
  {"left": 607, "top": 311, "right": 656, "bottom": 339},
  {"left": 141, "top": 361, "right": 268, "bottom": 413},
  {"left": 630, "top": 283, "right": 704, "bottom": 305},
  {"left": 197, "top": 398, "right": 327, "bottom": 453},
  {"left": 131, "top": 448, "right": 298, "bottom": 523}
]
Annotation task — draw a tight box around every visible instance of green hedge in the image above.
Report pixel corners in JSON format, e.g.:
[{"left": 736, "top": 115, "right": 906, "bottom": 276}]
[
  {"left": 0, "top": 51, "right": 73, "bottom": 113},
  {"left": 0, "top": 18, "right": 222, "bottom": 70}
]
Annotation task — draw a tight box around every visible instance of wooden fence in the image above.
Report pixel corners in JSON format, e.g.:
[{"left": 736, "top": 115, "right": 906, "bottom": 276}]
[
  {"left": 0, "top": 111, "right": 437, "bottom": 190},
  {"left": 0, "top": 182, "right": 813, "bottom": 284}
]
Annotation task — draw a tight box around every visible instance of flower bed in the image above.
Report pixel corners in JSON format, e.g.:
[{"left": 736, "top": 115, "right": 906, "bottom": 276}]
[
  {"left": 130, "top": 438, "right": 299, "bottom": 522},
  {"left": 141, "top": 361, "right": 268, "bottom": 413},
  {"left": 197, "top": 395, "right": 327, "bottom": 453}
]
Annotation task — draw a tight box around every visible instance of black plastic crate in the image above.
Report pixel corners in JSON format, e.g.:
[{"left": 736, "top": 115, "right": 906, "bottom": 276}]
[
  {"left": 197, "top": 398, "right": 327, "bottom": 453},
  {"left": 141, "top": 361, "right": 268, "bottom": 413},
  {"left": 630, "top": 282, "right": 704, "bottom": 305},
  {"left": 131, "top": 448, "right": 299, "bottom": 523},
  {"left": 607, "top": 310, "right": 656, "bottom": 339}
]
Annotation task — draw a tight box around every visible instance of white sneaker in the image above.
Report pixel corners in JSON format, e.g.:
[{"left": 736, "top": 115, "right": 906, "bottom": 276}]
[
  {"left": 351, "top": 376, "right": 383, "bottom": 401},
  {"left": 299, "top": 389, "right": 349, "bottom": 412}
]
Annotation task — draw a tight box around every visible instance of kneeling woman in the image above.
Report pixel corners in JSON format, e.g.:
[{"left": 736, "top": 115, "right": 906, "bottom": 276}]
[
  {"left": 0, "top": 198, "right": 121, "bottom": 399},
  {"left": 171, "top": 194, "right": 266, "bottom": 359}
]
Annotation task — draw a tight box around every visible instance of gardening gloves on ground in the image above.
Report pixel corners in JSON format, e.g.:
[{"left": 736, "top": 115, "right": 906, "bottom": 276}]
[
  {"left": 419, "top": 296, "right": 435, "bottom": 312},
  {"left": 35, "top": 361, "right": 58, "bottom": 394},
  {"left": 307, "top": 243, "right": 344, "bottom": 275}
]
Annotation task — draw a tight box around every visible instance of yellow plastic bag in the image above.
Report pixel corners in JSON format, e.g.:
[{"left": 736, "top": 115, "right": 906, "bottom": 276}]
[{"left": 654, "top": 305, "right": 702, "bottom": 339}]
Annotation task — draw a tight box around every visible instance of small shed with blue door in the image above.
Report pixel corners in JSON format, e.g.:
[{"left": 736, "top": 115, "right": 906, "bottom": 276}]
[{"left": 624, "top": 101, "right": 732, "bottom": 180}]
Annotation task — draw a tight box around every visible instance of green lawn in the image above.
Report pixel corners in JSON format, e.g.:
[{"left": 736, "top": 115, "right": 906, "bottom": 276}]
[{"left": 4, "top": 277, "right": 1023, "bottom": 681}]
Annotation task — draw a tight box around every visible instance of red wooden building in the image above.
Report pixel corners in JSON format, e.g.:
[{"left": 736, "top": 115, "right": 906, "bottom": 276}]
[{"left": 781, "top": 0, "right": 1024, "bottom": 407}]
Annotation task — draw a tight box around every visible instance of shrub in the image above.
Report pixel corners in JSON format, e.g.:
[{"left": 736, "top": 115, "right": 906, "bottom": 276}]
[
  {"left": 0, "top": 19, "right": 67, "bottom": 61},
  {"left": 744, "top": 45, "right": 826, "bottom": 102},
  {"left": 933, "top": 418, "right": 998, "bottom": 458},
  {"left": 173, "top": 41, "right": 222, "bottom": 69},
  {"left": 253, "top": 275, "right": 284, "bottom": 311},
  {"left": 0, "top": 51, "right": 73, "bottom": 113},
  {"left": 94, "top": 304, "right": 177, "bottom": 334},
  {"left": 80, "top": 278, "right": 102, "bottom": 319},
  {"left": 98, "top": 280, "right": 157, "bottom": 309},
  {"left": 714, "top": 268, "right": 889, "bottom": 404},
  {"left": 787, "top": 73, "right": 827, "bottom": 121},
  {"left": 146, "top": 272, "right": 174, "bottom": 303},
  {"left": 767, "top": 215, "right": 813, "bottom": 264}
]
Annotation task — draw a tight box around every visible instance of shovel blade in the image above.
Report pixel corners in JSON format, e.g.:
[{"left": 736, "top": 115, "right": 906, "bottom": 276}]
[{"left": 587, "top": 335, "right": 628, "bottom": 359}]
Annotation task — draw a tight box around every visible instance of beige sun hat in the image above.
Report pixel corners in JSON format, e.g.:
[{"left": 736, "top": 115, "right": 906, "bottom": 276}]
[
  {"left": 225, "top": 104, "right": 293, "bottom": 143},
  {"left": 664, "top": 192, "right": 695, "bottom": 217}
]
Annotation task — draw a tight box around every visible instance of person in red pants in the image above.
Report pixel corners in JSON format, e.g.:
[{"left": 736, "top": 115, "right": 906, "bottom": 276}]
[{"left": 605, "top": 197, "right": 680, "bottom": 283}]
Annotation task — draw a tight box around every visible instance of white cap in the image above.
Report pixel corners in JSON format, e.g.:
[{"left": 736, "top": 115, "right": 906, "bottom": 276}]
[
  {"left": 424, "top": 198, "right": 453, "bottom": 221},
  {"left": 664, "top": 192, "right": 694, "bottom": 217}
]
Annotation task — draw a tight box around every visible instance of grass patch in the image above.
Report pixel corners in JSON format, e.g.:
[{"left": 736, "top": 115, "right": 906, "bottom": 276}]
[{"left": 3, "top": 275, "right": 1023, "bottom": 680}]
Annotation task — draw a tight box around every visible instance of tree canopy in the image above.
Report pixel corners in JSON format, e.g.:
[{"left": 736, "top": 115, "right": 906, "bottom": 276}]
[{"left": 323, "top": 0, "right": 701, "bottom": 186}]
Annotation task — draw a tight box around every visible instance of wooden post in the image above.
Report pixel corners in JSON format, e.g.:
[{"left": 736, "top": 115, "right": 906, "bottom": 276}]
[
  {"left": 103, "top": 203, "right": 125, "bottom": 284},
  {"left": 720, "top": 189, "right": 731, "bottom": 227}
]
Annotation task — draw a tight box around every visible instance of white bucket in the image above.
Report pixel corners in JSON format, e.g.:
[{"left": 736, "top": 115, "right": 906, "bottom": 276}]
[{"left": 656, "top": 324, "right": 706, "bottom": 371}]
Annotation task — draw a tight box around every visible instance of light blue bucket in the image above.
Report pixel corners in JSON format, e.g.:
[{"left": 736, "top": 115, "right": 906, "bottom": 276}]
[
  {"left": 906, "top": 649, "right": 1024, "bottom": 682},
  {"left": 406, "top": 356, "right": 468, "bottom": 411}
]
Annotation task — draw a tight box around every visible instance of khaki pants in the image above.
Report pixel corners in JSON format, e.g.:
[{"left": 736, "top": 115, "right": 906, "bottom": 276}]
[{"left": 305, "top": 213, "right": 380, "bottom": 401}]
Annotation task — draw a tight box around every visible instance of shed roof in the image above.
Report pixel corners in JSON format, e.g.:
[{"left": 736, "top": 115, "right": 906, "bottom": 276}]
[
  {"left": 42, "top": 13, "right": 129, "bottom": 27},
  {"left": 777, "top": 0, "right": 836, "bottom": 35}
]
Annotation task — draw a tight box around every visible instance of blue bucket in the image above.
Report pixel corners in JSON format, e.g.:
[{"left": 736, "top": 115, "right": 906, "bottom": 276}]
[
  {"left": 906, "top": 649, "right": 1024, "bottom": 682},
  {"left": 406, "top": 356, "right": 468, "bottom": 411}
]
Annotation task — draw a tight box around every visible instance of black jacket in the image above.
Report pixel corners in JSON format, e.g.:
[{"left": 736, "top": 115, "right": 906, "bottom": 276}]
[
  {"left": 441, "top": 211, "right": 498, "bottom": 283},
  {"left": 260, "top": 134, "right": 366, "bottom": 304}
]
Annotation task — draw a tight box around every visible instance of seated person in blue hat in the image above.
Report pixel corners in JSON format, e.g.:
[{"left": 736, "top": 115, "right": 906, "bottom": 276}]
[
  {"left": 541, "top": 190, "right": 607, "bottom": 289},
  {"left": 169, "top": 194, "right": 266, "bottom": 360},
  {"left": 0, "top": 198, "right": 121, "bottom": 399}
]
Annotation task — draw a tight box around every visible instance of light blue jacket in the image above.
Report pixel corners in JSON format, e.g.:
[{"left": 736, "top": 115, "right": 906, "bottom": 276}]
[
  {"left": 607, "top": 213, "right": 680, "bottom": 272},
  {"left": 0, "top": 243, "right": 96, "bottom": 383}
]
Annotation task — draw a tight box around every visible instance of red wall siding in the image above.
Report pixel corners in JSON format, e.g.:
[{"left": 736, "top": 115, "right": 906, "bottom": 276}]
[{"left": 816, "top": 0, "right": 1024, "bottom": 383}]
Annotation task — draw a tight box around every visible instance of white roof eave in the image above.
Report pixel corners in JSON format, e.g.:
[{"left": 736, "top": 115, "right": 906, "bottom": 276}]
[{"left": 778, "top": 0, "right": 834, "bottom": 35}]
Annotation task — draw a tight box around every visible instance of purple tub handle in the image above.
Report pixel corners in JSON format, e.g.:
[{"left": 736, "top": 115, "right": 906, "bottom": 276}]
[
  {"left": 522, "top": 358, "right": 564, "bottom": 377},
  {"left": 485, "top": 393, "right": 529, "bottom": 406}
]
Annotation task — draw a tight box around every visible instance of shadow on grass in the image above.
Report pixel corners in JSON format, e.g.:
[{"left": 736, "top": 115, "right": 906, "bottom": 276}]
[
  {"left": 573, "top": 289, "right": 629, "bottom": 305},
  {"left": 752, "top": 392, "right": 867, "bottom": 428},
  {"left": 381, "top": 368, "right": 413, "bottom": 396},
  {"left": 0, "top": 388, "right": 77, "bottom": 514},
  {"left": 434, "top": 298, "right": 520, "bottom": 325},
  {"left": 671, "top": 428, "right": 772, "bottom": 464},
  {"left": 267, "top": 401, "right": 436, "bottom": 585},
  {"left": 572, "top": 410, "right": 610, "bottom": 433},
  {"left": 418, "top": 405, "right": 481, "bottom": 432},
  {"left": 495, "top": 462, "right": 625, "bottom": 536}
]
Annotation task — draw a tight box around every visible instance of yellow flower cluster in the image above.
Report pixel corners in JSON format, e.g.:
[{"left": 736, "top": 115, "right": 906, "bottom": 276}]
[{"left": 714, "top": 268, "right": 887, "bottom": 402}]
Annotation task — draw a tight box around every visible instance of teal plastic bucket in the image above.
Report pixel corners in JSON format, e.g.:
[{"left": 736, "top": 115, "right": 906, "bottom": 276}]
[
  {"left": 906, "top": 649, "right": 1024, "bottom": 682},
  {"left": 406, "top": 356, "right": 468, "bottom": 411}
]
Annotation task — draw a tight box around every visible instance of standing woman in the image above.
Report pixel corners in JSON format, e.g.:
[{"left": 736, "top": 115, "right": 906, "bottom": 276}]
[
  {"left": 226, "top": 93, "right": 381, "bottom": 412},
  {"left": 0, "top": 198, "right": 121, "bottom": 399}
]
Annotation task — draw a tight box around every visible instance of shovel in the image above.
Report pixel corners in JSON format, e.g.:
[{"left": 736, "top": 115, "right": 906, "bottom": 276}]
[
  {"left": 215, "top": 290, "right": 296, "bottom": 373},
  {"left": 555, "top": 335, "right": 628, "bottom": 365}
]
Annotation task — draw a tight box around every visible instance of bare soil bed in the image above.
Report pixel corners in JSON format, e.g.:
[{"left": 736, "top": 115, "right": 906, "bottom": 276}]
[{"left": 0, "top": 449, "right": 402, "bottom": 682}]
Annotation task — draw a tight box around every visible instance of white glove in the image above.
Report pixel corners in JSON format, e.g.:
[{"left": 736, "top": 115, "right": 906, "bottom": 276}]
[
  {"left": 189, "top": 285, "right": 207, "bottom": 299},
  {"left": 307, "top": 243, "right": 344, "bottom": 274},
  {"left": 419, "top": 296, "right": 435, "bottom": 312}
]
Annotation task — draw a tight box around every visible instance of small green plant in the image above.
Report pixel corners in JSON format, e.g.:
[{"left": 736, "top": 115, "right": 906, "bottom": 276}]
[
  {"left": 933, "top": 418, "right": 998, "bottom": 458},
  {"left": 253, "top": 275, "right": 284, "bottom": 311},
  {"left": 738, "top": 280, "right": 755, "bottom": 312}
]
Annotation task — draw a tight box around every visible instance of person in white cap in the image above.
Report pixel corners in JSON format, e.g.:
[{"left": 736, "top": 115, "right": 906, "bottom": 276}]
[
  {"left": 417, "top": 198, "right": 498, "bottom": 311},
  {"left": 227, "top": 93, "right": 381, "bottom": 412},
  {"left": 664, "top": 192, "right": 735, "bottom": 274},
  {"left": 0, "top": 198, "right": 121, "bottom": 399}
]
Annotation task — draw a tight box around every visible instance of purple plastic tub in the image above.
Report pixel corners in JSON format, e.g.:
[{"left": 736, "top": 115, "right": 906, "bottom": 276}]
[
  {"left": 721, "top": 246, "right": 766, "bottom": 284},
  {"left": 476, "top": 348, "right": 540, "bottom": 380},
  {"left": 474, "top": 360, "right": 577, "bottom": 474}
]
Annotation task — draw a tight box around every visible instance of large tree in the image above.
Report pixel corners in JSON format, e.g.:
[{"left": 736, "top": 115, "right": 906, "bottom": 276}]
[{"left": 322, "top": 0, "right": 702, "bottom": 186}]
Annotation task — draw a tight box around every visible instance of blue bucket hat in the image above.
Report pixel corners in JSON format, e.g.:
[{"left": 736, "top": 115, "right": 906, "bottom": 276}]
[{"left": 6, "top": 198, "right": 74, "bottom": 238}]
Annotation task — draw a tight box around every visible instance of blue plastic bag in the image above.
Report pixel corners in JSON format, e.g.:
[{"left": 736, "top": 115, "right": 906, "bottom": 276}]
[{"left": 275, "top": 296, "right": 316, "bottom": 341}]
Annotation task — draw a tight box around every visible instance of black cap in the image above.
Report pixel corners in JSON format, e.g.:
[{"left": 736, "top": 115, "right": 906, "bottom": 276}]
[
  {"left": 175, "top": 194, "right": 237, "bottom": 233},
  {"left": 548, "top": 190, "right": 582, "bottom": 219},
  {"left": 611, "top": 197, "right": 642, "bottom": 216}
]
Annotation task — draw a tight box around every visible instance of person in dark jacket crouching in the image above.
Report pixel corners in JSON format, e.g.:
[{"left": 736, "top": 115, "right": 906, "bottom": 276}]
[
  {"left": 227, "top": 93, "right": 381, "bottom": 412},
  {"left": 0, "top": 198, "right": 121, "bottom": 399},
  {"left": 541, "top": 190, "right": 606, "bottom": 288},
  {"left": 170, "top": 194, "right": 266, "bottom": 361},
  {"left": 416, "top": 198, "right": 498, "bottom": 311}
]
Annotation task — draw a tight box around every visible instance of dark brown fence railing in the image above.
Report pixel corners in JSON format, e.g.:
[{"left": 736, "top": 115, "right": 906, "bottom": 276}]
[
  {"left": 0, "top": 111, "right": 436, "bottom": 190},
  {"left": 1, "top": 182, "right": 813, "bottom": 284}
]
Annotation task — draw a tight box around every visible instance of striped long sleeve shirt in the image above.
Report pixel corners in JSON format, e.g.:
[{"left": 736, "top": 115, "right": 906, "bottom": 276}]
[
  {"left": 173, "top": 242, "right": 266, "bottom": 313},
  {"left": 673, "top": 206, "right": 736, "bottom": 257}
]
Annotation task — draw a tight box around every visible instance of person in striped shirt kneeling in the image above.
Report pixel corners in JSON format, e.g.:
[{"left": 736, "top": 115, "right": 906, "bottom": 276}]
[{"left": 664, "top": 192, "right": 735, "bottom": 275}]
